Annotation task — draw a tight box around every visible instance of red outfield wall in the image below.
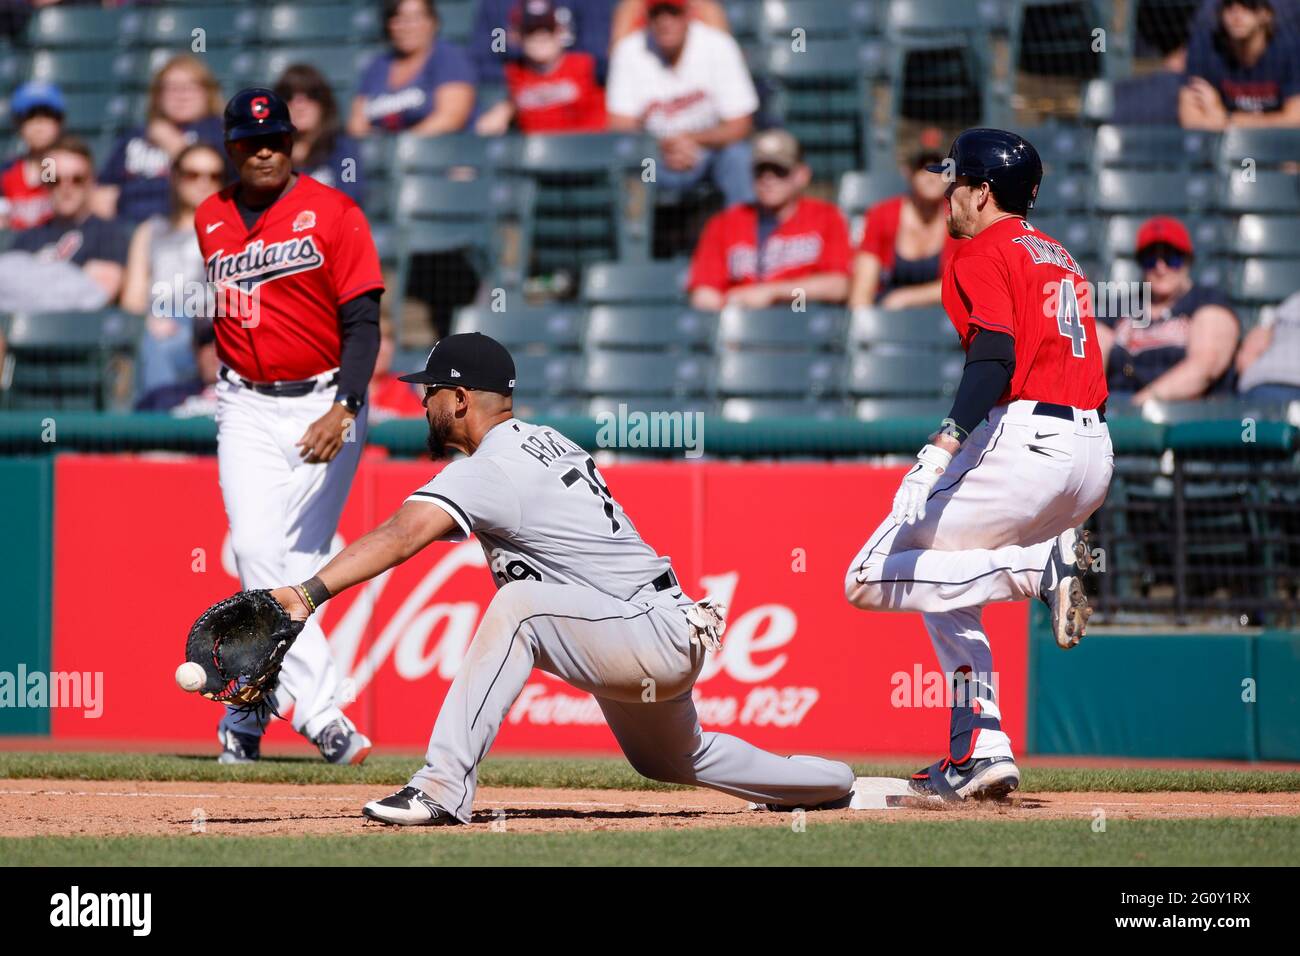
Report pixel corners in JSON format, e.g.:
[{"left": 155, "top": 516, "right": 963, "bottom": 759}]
[{"left": 50, "top": 453, "right": 1027, "bottom": 753}]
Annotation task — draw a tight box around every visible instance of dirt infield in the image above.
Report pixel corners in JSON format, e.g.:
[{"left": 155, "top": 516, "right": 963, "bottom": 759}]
[{"left": 3, "top": 779, "right": 1300, "bottom": 837}]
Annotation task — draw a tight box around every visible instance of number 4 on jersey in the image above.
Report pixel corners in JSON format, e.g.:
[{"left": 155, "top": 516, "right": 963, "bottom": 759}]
[{"left": 1056, "top": 278, "right": 1086, "bottom": 358}]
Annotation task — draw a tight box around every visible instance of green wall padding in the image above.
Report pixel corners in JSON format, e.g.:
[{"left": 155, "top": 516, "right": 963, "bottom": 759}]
[{"left": 0, "top": 457, "right": 52, "bottom": 733}]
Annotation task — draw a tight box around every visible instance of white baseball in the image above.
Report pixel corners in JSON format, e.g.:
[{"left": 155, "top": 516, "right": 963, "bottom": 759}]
[{"left": 175, "top": 661, "right": 206, "bottom": 693}]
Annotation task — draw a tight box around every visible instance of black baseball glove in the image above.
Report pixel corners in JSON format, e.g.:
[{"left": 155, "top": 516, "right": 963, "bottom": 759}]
[{"left": 184, "top": 590, "right": 305, "bottom": 715}]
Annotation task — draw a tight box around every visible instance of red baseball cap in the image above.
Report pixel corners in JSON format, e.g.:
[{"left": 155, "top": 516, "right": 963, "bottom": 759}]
[
  {"left": 1135, "top": 216, "right": 1193, "bottom": 256},
  {"left": 648, "top": 0, "right": 688, "bottom": 11}
]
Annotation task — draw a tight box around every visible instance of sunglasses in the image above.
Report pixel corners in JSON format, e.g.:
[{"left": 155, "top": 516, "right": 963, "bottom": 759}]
[
  {"left": 1139, "top": 248, "right": 1186, "bottom": 270},
  {"left": 754, "top": 162, "right": 793, "bottom": 178},
  {"left": 179, "top": 168, "right": 225, "bottom": 183}
]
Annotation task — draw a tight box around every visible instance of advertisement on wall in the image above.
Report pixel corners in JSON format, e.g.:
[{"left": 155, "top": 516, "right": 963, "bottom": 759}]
[{"left": 50, "top": 453, "right": 1027, "bottom": 754}]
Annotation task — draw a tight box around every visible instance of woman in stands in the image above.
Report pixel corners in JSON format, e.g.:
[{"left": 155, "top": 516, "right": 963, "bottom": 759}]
[
  {"left": 848, "top": 149, "right": 959, "bottom": 310},
  {"left": 120, "top": 144, "right": 226, "bottom": 398},
  {"left": 349, "top": 0, "right": 476, "bottom": 136},
  {"left": 275, "top": 64, "right": 364, "bottom": 204},
  {"left": 95, "top": 55, "right": 226, "bottom": 225}
]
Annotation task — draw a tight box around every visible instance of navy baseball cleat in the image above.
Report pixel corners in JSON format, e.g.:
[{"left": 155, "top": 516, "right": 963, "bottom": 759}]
[
  {"left": 313, "top": 716, "right": 372, "bottom": 765},
  {"left": 910, "top": 755, "right": 1021, "bottom": 802},
  {"left": 1040, "top": 526, "right": 1093, "bottom": 649},
  {"left": 217, "top": 727, "right": 260, "bottom": 764},
  {"left": 363, "top": 786, "right": 461, "bottom": 826}
]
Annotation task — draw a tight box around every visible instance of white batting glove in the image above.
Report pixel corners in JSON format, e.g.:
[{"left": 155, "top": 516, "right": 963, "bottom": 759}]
[
  {"left": 891, "top": 444, "right": 952, "bottom": 526},
  {"left": 685, "top": 600, "right": 727, "bottom": 652}
]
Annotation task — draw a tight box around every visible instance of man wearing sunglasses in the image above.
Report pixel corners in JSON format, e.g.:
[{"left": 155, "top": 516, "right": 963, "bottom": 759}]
[
  {"left": 194, "top": 88, "right": 383, "bottom": 765},
  {"left": 1181, "top": 0, "right": 1300, "bottom": 128},
  {"left": 1095, "top": 216, "right": 1240, "bottom": 404},
  {"left": 687, "top": 129, "right": 851, "bottom": 310}
]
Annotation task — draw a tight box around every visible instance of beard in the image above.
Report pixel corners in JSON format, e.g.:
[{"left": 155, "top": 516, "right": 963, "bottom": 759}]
[{"left": 425, "top": 407, "right": 455, "bottom": 460}]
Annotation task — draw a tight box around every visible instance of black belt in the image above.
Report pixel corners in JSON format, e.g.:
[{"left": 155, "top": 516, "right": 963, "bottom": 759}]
[
  {"left": 220, "top": 366, "right": 338, "bottom": 397},
  {"left": 650, "top": 568, "right": 678, "bottom": 592},
  {"left": 1032, "top": 401, "right": 1105, "bottom": 424}
]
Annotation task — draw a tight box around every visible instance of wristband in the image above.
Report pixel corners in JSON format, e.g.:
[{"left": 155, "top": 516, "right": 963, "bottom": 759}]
[
  {"left": 937, "top": 418, "right": 968, "bottom": 445},
  {"left": 299, "top": 576, "right": 332, "bottom": 612}
]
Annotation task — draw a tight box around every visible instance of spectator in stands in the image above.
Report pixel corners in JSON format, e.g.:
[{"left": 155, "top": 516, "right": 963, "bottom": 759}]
[
  {"left": 134, "top": 320, "right": 219, "bottom": 417},
  {"left": 368, "top": 316, "right": 427, "bottom": 421},
  {"left": 607, "top": 0, "right": 758, "bottom": 207},
  {"left": 1, "top": 82, "right": 63, "bottom": 232},
  {"left": 1236, "top": 289, "right": 1300, "bottom": 403},
  {"left": 1180, "top": 0, "right": 1300, "bottom": 128},
  {"left": 471, "top": 0, "right": 614, "bottom": 85},
  {"left": 687, "top": 129, "right": 850, "bottom": 310},
  {"left": 475, "top": 0, "right": 607, "bottom": 135},
  {"left": 12, "top": 136, "right": 129, "bottom": 304},
  {"left": 848, "top": 150, "right": 959, "bottom": 310},
  {"left": 95, "top": 55, "right": 226, "bottom": 225},
  {"left": 121, "top": 144, "right": 225, "bottom": 398},
  {"left": 349, "top": 0, "right": 476, "bottom": 137},
  {"left": 275, "top": 65, "right": 364, "bottom": 204},
  {"left": 611, "top": 0, "right": 728, "bottom": 44},
  {"left": 1096, "top": 216, "right": 1240, "bottom": 404},
  {"left": 1112, "top": 2, "right": 1192, "bottom": 125}
]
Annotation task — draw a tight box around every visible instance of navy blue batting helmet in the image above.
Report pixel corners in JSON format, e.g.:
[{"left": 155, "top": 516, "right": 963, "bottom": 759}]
[
  {"left": 223, "top": 88, "right": 295, "bottom": 142},
  {"left": 927, "top": 128, "right": 1043, "bottom": 214}
]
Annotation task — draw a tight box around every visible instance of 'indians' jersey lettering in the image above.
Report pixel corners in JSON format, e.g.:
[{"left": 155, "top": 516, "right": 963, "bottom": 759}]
[{"left": 205, "top": 236, "right": 324, "bottom": 292}]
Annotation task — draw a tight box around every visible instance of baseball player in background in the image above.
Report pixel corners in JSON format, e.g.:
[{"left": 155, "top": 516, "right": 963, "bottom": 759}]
[
  {"left": 845, "top": 129, "right": 1113, "bottom": 801},
  {"left": 262, "top": 332, "right": 856, "bottom": 824},
  {"left": 197, "top": 88, "right": 381, "bottom": 764}
]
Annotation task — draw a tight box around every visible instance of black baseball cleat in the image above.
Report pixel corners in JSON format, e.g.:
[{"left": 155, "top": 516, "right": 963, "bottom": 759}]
[
  {"left": 217, "top": 727, "right": 260, "bottom": 764},
  {"left": 363, "top": 786, "right": 462, "bottom": 826},
  {"left": 1040, "top": 526, "right": 1093, "bottom": 650},
  {"left": 313, "top": 716, "right": 372, "bottom": 766},
  {"left": 910, "top": 755, "right": 1021, "bottom": 802}
]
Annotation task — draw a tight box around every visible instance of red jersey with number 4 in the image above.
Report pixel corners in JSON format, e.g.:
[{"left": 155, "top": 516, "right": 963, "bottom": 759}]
[
  {"left": 195, "top": 174, "right": 383, "bottom": 383},
  {"left": 941, "top": 216, "right": 1107, "bottom": 410}
]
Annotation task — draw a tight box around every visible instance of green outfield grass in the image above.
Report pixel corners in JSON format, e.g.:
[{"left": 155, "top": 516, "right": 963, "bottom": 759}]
[
  {"left": 2, "top": 751, "right": 1299, "bottom": 794},
  {"left": 4, "top": 817, "right": 1299, "bottom": 866}
]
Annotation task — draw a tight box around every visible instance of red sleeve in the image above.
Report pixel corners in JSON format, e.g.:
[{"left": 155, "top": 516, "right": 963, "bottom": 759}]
[
  {"left": 330, "top": 202, "right": 384, "bottom": 304},
  {"left": 859, "top": 196, "right": 901, "bottom": 268},
  {"left": 818, "top": 203, "right": 852, "bottom": 276},
  {"left": 687, "top": 212, "right": 729, "bottom": 292},
  {"left": 950, "top": 254, "right": 1015, "bottom": 338}
]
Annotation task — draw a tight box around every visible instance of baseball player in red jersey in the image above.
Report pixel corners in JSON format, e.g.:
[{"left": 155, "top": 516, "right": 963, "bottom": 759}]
[
  {"left": 844, "top": 129, "right": 1114, "bottom": 801},
  {"left": 196, "top": 88, "right": 382, "bottom": 764}
]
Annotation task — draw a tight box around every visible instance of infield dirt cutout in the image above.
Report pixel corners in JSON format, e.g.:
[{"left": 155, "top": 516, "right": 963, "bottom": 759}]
[{"left": 3, "top": 779, "right": 1300, "bottom": 837}]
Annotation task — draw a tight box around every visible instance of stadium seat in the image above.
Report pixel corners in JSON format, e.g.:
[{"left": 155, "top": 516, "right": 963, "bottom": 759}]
[
  {"left": 124, "top": 6, "right": 259, "bottom": 48},
  {"left": 1031, "top": 214, "right": 1100, "bottom": 261},
  {"left": 1032, "top": 170, "right": 1090, "bottom": 212},
  {"left": 715, "top": 307, "right": 845, "bottom": 351},
  {"left": 1010, "top": 0, "right": 1103, "bottom": 80},
  {"left": 585, "top": 306, "right": 715, "bottom": 351},
  {"left": 1218, "top": 171, "right": 1300, "bottom": 214},
  {"left": 885, "top": 0, "right": 994, "bottom": 33},
  {"left": 580, "top": 260, "right": 690, "bottom": 305},
  {"left": 855, "top": 397, "right": 954, "bottom": 421},
  {"left": 760, "top": 41, "right": 870, "bottom": 181},
  {"left": 760, "top": 0, "right": 877, "bottom": 39},
  {"left": 580, "top": 350, "right": 712, "bottom": 398},
  {"left": 133, "top": 47, "right": 243, "bottom": 93},
  {"left": 510, "top": 353, "right": 580, "bottom": 399},
  {"left": 586, "top": 396, "right": 714, "bottom": 418},
  {"left": 452, "top": 305, "right": 585, "bottom": 351},
  {"left": 1095, "top": 169, "right": 1214, "bottom": 214},
  {"left": 27, "top": 6, "right": 128, "bottom": 48},
  {"left": 847, "top": 306, "right": 960, "bottom": 350},
  {"left": 837, "top": 169, "right": 909, "bottom": 220},
  {"left": 1234, "top": 258, "right": 1300, "bottom": 306},
  {"left": 1079, "top": 78, "right": 1113, "bottom": 123},
  {"left": 1101, "top": 215, "right": 1225, "bottom": 261},
  {"left": 393, "top": 132, "right": 517, "bottom": 176},
  {"left": 429, "top": 0, "right": 475, "bottom": 44},
  {"left": 259, "top": 4, "right": 379, "bottom": 45},
  {"left": 27, "top": 50, "right": 126, "bottom": 92},
  {"left": 715, "top": 352, "right": 843, "bottom": 397},
  {"left": 1104, "top": 255, "right": 1230, "bottom": 291},
  {"left": 1230, "top": 215, "right": 1300, "bottom": 258},
  {"left": 1217, "top": 128, "right": 1300, "bottom": 169},
  {"left": 721, "top": 397, "right": 852, "bottom": 420},
  {"left": 1092, "top": 125, "right": 1218, "bottom": 169},
  {"left": 1015, "top": 123, "right": 1094, "bottom": 171},
  {"left": 723, "top": 1, "right": 761, "bottom": 42},
  {"left": 236, "top": 46, "right": 381, "bottom": 99},
  {"left": 58, "top": 92, "right": 138, "bottom": 140},
  {"left": 0, "top": 311, "right": 141, "bottom": 411},
  {"left": 889, "top": 37, "right": 985, "bottom": 129},
  {"left": 846, "top": 350, "right": 964, "bottom": 396}
]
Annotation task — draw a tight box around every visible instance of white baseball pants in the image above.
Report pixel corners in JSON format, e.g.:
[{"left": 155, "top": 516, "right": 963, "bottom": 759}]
[
  {"left": 214, "top": 372, "right": 367, "bottom": 740},
  {"left": 845, "top": 400, "right": 1114, "bottom": 758},
  {"left": 409, "top": 579, "right": 855, "bottom": 822}
]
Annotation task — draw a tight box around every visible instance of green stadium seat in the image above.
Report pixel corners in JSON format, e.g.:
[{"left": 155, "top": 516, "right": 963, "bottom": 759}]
[
  {"left": 855, "top": 396, "right": 954, "bottom": 421},
  {"left": 761, "top": 40, "right": 871, "bottom": 181},
  {"left": 837, "top": 169, "right": 909, "bottom": 219},
  {"left": 1104, "top": 255, "right": 1230, "bottom": 291},
  {"left": 1218, "top": 171, "right": 1300, "bottom": 214},
  {"left": 760, "top": 0, "right": 877, "bottom": 38},
  {"left": 125, "top": 6, "right": 260, "bottom": 48},
  {"left": 27, "top": 50, "right": 125, "bottom": 92},
  {"left": 1095, "top": 169, "right": 1214, "bottom": 213},
  {"left": 1030, "top": 214, "right": 1100, "bottom": 261},
  {"left": 432, "top": 1, "right": 475, "bottom": 44},
  {"left": 1014, "top": 123, "right": 1094, "bottom": 171},
  {"left": 1218, "top": 128, "right": 1300, "bottom": 168},
  {"left": 580, "top": 350, "right": 712, "bottom": 398},
  {"left": 239, "top": 46, "right": 380, "bottom": 99},
  {"left": 848, "top": 305, "right": 960, "bottom": 350},
  {"left": 585, "top": 306, "right": 715, "bottom": 351},
  {"left": 1093, "top": 125, "right": 1218, "bottom": 169},
  {"left": 723, "top": 0, "right": 761, "bottom": 42},
  {"left": 1230, "top": 215, "right": 1300, "bottom": 258},
  {"left": 716, "top": 307, "right": 845, "bottom": 351},
  {"left": 1010, "top": 0, "right": 1103, "bottom": 80},
  {"left": 885, "top": 0, "right": 994, "bottom": 33},
  {"left": 58, "top": 92, "right": 138, "bottom": 138},
  {"left": 716, "top": 352, "right": 843, "bottom": 397},
  {"left": 259, "top": 4, "right": 379, "bottom": 45},
  {"left": 586, "top": 396, "right": 715, "bottom": 418},
  {"left": 1101, "top": 215, "right": 1225, "bottom": 260},
  {"left": 0, "top": 310, "right": 141, "bottom": 411},
  {"left": 846, "top": 350, "right": 964, "bottom": 396},
  {"left": 720, "top": 397, "right": 851, "bottom": 420},
  {"left": 393, "top": 132, "right": 517, "bottom": 175},
  {"left": 1031, "top": 170, "right": 1090, "bottom": 212},
  {"left": 889, "top": 37, "right": 986, "bottom": 130},
  {"left": 511, "top": 353, "right": 581, "bottom": 398},
  {"left": 1234, "top": 258, "right": 1300, "bottom": 306},
  {"left": 452, "top": 305, "right": 585, "bottom": 351},
  {"left": 27, "top": 6, "right": 128, "bottom": 48},
  {"left": 1080, "top": 78, "right": 1113, "bottom": 123},
  {"left": 133, "top": 47, "right": 243, "bottom": 93},
  {"left": 580, "top": 260, "right": 690, "bottom": 305}
]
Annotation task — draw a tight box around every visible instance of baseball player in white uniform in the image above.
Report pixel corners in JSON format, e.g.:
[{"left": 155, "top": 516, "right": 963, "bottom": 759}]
[{"left": 265, "top": 333, "right": 856, "bottom": 824}]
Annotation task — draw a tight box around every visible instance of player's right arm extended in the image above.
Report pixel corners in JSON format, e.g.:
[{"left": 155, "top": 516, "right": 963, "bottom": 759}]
[{"left": 272, "top": 502, "right": 457, "bottom": 619}]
